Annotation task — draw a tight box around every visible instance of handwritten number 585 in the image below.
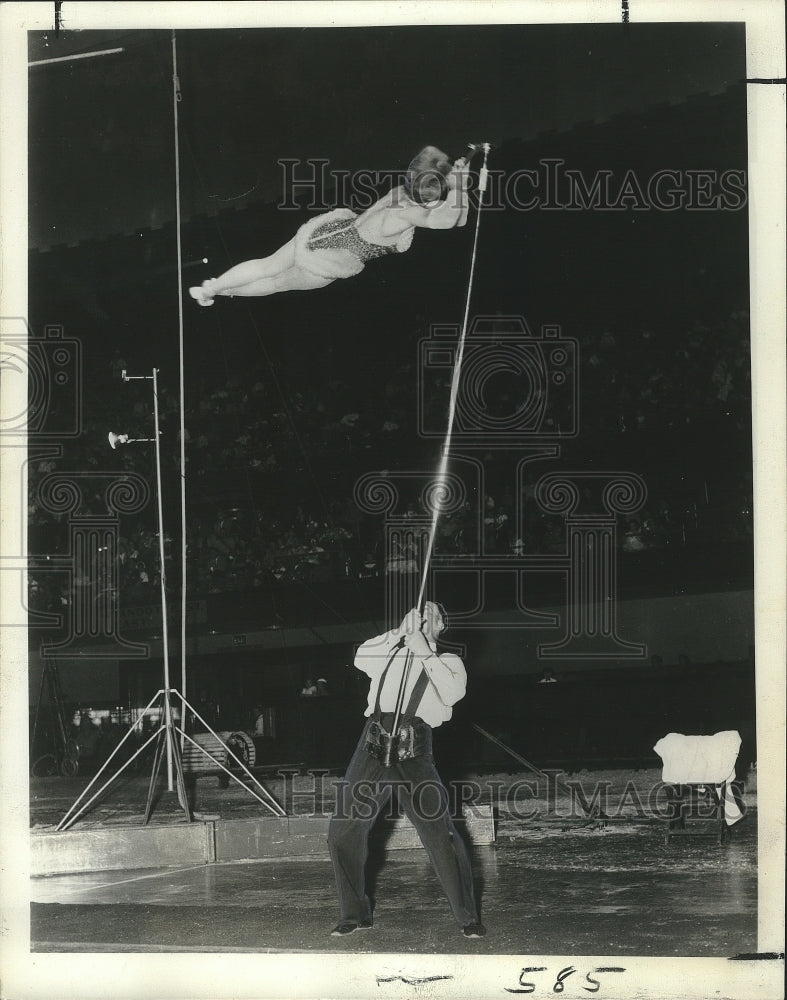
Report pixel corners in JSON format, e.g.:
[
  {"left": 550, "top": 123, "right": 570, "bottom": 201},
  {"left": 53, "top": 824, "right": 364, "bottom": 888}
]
[{"left": 504, "top": 965, "right": 625, "bottom": 995}]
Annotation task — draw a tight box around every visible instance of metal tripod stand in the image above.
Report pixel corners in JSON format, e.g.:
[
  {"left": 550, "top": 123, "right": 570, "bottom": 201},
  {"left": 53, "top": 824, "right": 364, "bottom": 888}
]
[{"left": 58, "top": 368, "right": 284, "bottom": 831}]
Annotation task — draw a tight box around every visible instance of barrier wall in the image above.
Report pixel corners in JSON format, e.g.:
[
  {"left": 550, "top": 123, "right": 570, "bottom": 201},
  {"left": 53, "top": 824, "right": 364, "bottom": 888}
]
[{"left": 30, "top": 589, "right": 755, "bottom": 775}]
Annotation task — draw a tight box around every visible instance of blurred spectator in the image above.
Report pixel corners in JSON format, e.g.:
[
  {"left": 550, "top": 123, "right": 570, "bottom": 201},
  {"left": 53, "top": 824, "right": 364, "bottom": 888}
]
[
  {"left": 623, "top": 519, "right": 647, "bottom": 553},
  {"left": 193, "top": 691, "right": 218, "bottom": 731},
  {"left": 253, "top": 705, "right": 266, "bottom": 735},
  {"left": 386, "top": 535, "right": 419, "bottom": 574},
  {"left": 25, "top": 308, "right": 753, "bottom": 611}
]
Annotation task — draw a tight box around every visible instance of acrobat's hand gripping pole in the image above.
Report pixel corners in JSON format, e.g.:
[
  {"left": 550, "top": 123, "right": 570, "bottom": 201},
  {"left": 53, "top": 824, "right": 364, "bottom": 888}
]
[{"left": 389, "top": 144, "right": 492, "bottom": 742}]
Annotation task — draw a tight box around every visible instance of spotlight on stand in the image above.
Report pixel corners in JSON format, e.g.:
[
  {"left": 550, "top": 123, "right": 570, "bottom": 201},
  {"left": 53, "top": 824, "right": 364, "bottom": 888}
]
[
  {"left": 107, "top": 430, "right": 154, "bottom": 449},
  {"left": 108, "top": 431, "right": 129, "bottom": 450}
]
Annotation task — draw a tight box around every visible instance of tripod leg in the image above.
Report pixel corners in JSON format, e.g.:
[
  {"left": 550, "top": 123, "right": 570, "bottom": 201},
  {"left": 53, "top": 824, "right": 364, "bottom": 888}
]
[
  {"left": 143, "top": 727, "right": 167, "bottom": 826},
  {"left": 170, "top": 726, "right": 193, "bottom": 823}
]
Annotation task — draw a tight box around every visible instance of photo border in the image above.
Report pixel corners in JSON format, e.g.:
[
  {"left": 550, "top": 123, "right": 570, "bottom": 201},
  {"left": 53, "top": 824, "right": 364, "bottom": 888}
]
[{"left": 1, "top": 2, "right": 784, "bottom": 998}]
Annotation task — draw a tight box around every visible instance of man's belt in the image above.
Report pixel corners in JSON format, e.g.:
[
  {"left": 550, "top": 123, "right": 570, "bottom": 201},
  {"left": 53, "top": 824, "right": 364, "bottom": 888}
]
[{"left": 363, "top": 716, "right": 429, "bottom": 765}]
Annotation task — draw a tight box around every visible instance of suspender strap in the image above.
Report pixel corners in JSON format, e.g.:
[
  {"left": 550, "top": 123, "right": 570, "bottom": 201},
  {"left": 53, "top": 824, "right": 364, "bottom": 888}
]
[
  {"left": 404, "top": 667, "right": 430, "bottom": 719},
  {"left": 373, "top": 643, "right": 403, "bottom": 717},
  {"left": 373, "top": 646, "right": 433, "bottom": 723}
]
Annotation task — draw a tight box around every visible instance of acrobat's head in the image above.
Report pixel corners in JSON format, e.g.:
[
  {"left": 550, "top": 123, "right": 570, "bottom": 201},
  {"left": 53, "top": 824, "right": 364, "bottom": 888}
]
[{"left": 404, "top": 146, "right": 454, "bottom": 205}]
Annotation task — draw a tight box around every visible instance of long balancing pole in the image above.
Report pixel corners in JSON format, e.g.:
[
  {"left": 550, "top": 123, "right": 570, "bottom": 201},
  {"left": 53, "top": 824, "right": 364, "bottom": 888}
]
[
  {"left": 390, "top": 144, "right": 492, "bottom": 739},
  {"left": 416, "top": 143, "right": 491, "bottom": 615},
  {"left": 152, "top": 367, "right": 174, "bottom": 791}
]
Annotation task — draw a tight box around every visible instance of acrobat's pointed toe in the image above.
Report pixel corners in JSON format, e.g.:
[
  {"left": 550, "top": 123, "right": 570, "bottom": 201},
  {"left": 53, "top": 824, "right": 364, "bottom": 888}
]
[{"left": 189, "top": 285, "right": 214, "bottom": 307}]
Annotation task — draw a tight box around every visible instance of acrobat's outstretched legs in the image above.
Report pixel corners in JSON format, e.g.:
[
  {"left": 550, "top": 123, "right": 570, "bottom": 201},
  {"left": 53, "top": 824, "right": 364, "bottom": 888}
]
[
  {"left": 190, "top": 237, "right": 309, "bottom": 305},
  {"left": 227, "top": 270, "right": 334, "bottom": 297}
]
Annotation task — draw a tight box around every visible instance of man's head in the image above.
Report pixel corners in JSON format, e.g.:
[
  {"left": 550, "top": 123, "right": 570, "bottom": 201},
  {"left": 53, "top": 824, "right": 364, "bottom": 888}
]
[{"left": 422, "top": 600, "right": 447, "bottom": 640}]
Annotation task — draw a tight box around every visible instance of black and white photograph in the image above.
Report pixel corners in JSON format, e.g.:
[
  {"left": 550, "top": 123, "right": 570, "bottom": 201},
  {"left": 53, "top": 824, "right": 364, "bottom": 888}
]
[{"left": 0, "top": 2, "right": 784, "bottom": 998}]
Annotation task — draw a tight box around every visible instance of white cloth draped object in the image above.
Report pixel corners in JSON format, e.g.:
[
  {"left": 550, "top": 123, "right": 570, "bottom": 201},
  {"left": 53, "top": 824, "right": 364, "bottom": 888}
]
[{"left": 653, "top": 730, "right": 743, "bottom": 825}]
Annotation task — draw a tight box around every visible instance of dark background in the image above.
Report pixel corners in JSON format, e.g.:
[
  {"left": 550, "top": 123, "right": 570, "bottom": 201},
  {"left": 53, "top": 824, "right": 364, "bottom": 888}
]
[{"left": 29, "top": 24, "right": 746, "bottom": 248}]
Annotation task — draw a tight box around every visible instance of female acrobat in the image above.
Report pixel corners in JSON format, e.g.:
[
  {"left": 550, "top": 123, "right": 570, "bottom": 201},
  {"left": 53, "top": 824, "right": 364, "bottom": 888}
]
[{"left": 188, "top": 146, "right": 471, "bottom": 306}]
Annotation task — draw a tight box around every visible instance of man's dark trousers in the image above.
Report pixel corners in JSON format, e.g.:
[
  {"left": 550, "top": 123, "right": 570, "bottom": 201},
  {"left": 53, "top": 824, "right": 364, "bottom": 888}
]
[{"left": 328, "top": 718, "right": 478, "bottom": 927}]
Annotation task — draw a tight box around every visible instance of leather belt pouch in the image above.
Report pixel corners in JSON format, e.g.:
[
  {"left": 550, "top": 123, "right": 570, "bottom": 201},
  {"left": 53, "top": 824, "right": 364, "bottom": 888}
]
[{"left": 363, "top": 718, "right": 428, "bottom": 764}]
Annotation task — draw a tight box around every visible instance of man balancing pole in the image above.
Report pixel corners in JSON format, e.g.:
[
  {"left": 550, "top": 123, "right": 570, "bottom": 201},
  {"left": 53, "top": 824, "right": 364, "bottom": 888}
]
[{"left": 327, "top": 601, "right": 486, "bottom": 938}]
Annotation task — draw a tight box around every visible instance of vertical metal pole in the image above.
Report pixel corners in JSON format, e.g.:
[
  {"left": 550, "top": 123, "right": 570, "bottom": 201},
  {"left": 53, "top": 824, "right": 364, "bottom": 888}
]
[
  {"left": 152, "top": 368, "right": 174, "bottom": 791},
  {"left": 172, "top": 31, "right": 188, "bottom": 713}
]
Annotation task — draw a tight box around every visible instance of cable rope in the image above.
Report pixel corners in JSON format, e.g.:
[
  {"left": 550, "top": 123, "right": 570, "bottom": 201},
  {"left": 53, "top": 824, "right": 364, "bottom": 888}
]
[{"left": 171, "top": 32, "right": 188, "bottom": 710}]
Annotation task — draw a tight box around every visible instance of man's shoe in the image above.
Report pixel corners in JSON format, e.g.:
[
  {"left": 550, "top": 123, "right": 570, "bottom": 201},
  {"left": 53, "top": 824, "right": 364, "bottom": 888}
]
[
  {"left": 330, "top": 919, "right": 373, "bottom": 937},
  {"left": 462, "top": 922, "right": 487, "bottom": 938}
]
